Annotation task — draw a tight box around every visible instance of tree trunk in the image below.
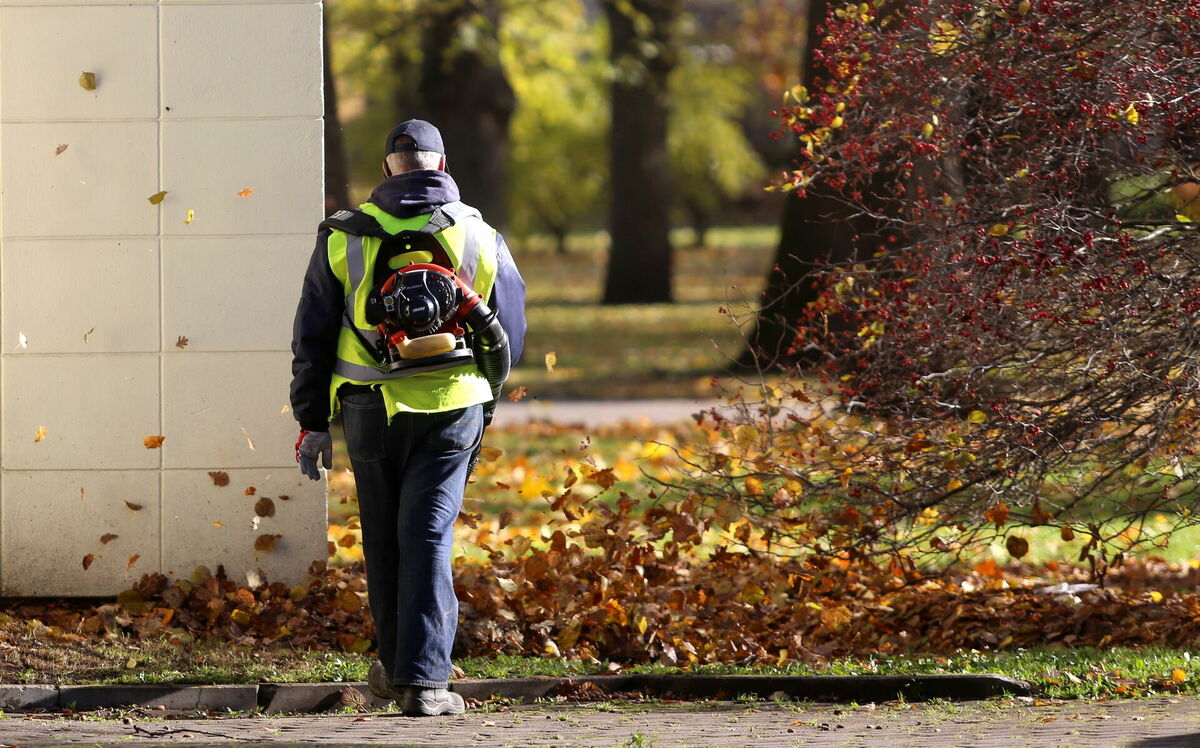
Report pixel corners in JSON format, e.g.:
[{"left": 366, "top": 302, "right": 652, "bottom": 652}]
[
  {"left": 739, "top": 0, "right": 850, "bottom": 367},
  {"left": 687, "top": 200, "right": 710, "bottom": 249},
  {"left": 601, "top": 0, "right": 680, "bottom": 305},
  {"left": 419, "top": 0, "right": 515, "bottom": 231},
  {"left": 323, "top": 26, "right": 351, "bottom": 213},
  {"left": 552, "top": 226, "right": 569, "bottom": 256}
]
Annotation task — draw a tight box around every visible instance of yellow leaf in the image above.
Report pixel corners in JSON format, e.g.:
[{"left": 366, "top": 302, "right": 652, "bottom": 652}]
[
  {"left": 238, "top": 187, "right": 254, "bottom": 197},
  {"left": 33, "top": 426, "right": 47, "bottom": 443},
  {"left": 143, "top": 435, "right": 165, "bottom": 449},
  {"left": 545, "top": 352, "right": 557, "bottom": 372},
  {"left": 1177, "top": 214, "right": 1194, "bottom": 223},
  {"left": 1017, "top": 0, "right": 1031, "bottom": 14},
  {"left": 1172, "top": 668, "right": 1188, "bottom": 684},
  {"left": 636, "top": 615, "right": 648, "bottom": 635},
  {"left": 829, "top": 115, "right": 844, "bottom": 128},
  {"left": 967, "top": 410, "right": 987, "bottom": 423},
  {"left": 988, "top": 224, "right": 1009, "bottom": 237},
  {"left": 946, "top": 477, "right": 964, "bottom": 492},
  {"left": 922, "top": 122, "right": 934, "bottom": 138},
  {"left": 928, "top": 20, "right": 961, "bottom": 55},
  {"left": 230, "top": 609, "right": 252, "bottom": 626},
  {"left": 79, "top": 71, "right": 97, "bottom": 90},
  {"left": 1150, "top": 590, "right": 1164, "bottom": 603},
  {"left": 1123, "top": 104, "right": 1139, "bottom": 125},
  {"left": 148, "top": 191, "right": 168, "bottom": 205}
]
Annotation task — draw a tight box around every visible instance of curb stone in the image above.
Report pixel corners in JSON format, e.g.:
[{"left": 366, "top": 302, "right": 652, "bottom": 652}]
[
  {"left": 57, "top": 685, "right": 258, "bottom": 711},
  {"left": 0, "top": 674, "right": 1030, "bottom": 713}
]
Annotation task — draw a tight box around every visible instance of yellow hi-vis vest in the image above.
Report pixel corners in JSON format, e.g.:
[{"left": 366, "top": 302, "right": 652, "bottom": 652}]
[{"left": 326, "top": 200, "right": 498, "bottom": 421}]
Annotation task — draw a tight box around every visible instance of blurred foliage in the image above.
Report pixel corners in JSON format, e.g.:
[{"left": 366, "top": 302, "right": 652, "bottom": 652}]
[
  {"left": 502, "top": 0, "right": 608, "bottom": 246},
  {"left": 668, "top": 19, "right": 768, "bottom": 244},
  {"left": 328, "top": 0, "right": 773, "bottom": 237}
]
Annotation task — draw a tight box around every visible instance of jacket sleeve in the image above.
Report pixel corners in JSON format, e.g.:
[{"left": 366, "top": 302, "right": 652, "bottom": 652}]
[
  {"left": 490, "top": 232, "right": 527, "bottom": 366},
  {"left": 290, "top": 229, "right": 344, "bottom": 431}
]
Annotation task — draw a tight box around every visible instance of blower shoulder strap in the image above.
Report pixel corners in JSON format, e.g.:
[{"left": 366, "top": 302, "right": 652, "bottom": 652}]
[{"left": 319, "top": 208, "right": 389, "bottom": 239}]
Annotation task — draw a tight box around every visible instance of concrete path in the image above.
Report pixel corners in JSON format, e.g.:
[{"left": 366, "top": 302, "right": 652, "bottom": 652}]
[
  {"left": 3, "top": 697, "right": 1199, "bottom": 747},
  {"left": 494, "top": 398, "right": 723, "bottom": 428}
]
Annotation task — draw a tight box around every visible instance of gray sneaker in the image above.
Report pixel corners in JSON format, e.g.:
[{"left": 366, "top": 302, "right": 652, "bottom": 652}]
[
  {"left": 366, "top": 660, "right": 403, "bottom": 702},
  {"left": 400, "top": 686, "right": 466, "bottom": 716}
]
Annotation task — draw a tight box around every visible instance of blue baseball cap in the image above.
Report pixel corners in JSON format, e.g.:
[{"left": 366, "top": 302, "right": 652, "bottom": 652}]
[{"left": 385, "top": 119, "right": 445, "bottom": 156}]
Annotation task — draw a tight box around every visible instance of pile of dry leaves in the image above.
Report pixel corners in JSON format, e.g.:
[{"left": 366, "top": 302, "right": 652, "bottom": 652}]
[{"left": 5, "top": 485, "right": 1200, "bottom": 666}]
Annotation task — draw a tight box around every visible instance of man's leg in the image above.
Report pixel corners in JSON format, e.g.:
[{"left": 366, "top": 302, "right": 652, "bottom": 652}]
[
  {"left": 340, "top": 391, "right": 406, "bottom": 679},
  {"left": 390, "top": 404, "right": 483, "bottom": 689}
]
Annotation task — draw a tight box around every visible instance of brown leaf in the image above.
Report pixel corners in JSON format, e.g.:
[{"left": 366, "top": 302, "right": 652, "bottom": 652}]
[
  {"left": 480, "top": 446, "right": 503, "bottom": 462},
  {"left": 147, "top": 190, "right": 167, "bottom": 205},
  {"left": 244, "top": 486, "right": 256, "bottom": 496},
  {"left": 175, "top": 335, "right": 189, "bottom": 349},
  {"left": 79, "top": 72, "right": 96, "bottom": 90},
  {"left": 1061, "top": 525, "right": 1075, "bottom": 541},
  {"left": 125, "top": 501, "right": 143, "bottom": 511},
  {"left": 563, "top": 467, "right": 578, "bottom": 490},
  {"left": 99, "top": 533, "right": 118, "bottom": 545},
  {"left": 1031, "top": 499, "right": 1052, "bottom": 525},
  {"left": 338, "top": 533, "right": 357, "bottom": 548},
  {"left": 82, "top": 553, "right": 96, "bottom": 570},
  {"left": 254, "top": 534, "right": 280, "bottom": 552},
  {"left": 126, "top": 553, "right": 140, "bottom": 570},
  {"left": 208, "top": 471, "right": 230, "bottom": 486},
  {"left": 507, "top": 385, "right": 529, "bottom": 402},
  {"left": 254, "top": 497, "right": 275, "bottom": 518},
  {"left": 278, "top": 494, "right": 290, "bottom": 501},
  {"left": 1005, "top": 534, "right": 1029, "bottom": 558},
  {"left": 143, "top": 435, "right": 165, "bottom": 449},
  {"left": 83, "top": 326, "right": 95, "bottom": 343},
  {"left": 498, "top": 509, "right": 513, "bottom": 530},
  {"left": 336, "top": 589, "right": 363, "bottom": 614},
  {"left": 984, "top": 500, "right": 1010, "bottom": 527},
  {"left": 55, "top": 144, "right": 69, "bottom": 156},
  {"left": 524, "top": 554, "right": 549, "bottom": 580},
  {"left": 592, "top": 468, "right": 617, "bottom": 490}
]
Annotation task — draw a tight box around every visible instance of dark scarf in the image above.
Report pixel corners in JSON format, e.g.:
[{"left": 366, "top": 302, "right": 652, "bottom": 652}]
[{"left": 366, "top": 169, "right": 461, "bottom": 218}]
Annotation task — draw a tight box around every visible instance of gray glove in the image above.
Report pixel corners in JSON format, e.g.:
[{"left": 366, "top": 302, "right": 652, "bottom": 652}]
[{"left": 296, "top": 430, "right": 333, "bottom": 481}]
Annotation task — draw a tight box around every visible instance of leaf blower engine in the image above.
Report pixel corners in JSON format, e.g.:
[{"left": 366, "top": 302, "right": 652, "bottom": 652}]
[{"left": 363, "top": 263, "right": 510, "bottom": 402}]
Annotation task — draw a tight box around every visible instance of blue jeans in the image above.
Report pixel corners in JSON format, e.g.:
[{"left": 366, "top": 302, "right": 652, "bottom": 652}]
[{"left": 340, "top": 389, "right": 482, "bottom": 689}]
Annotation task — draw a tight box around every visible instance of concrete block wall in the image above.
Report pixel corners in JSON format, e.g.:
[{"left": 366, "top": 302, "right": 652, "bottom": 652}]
[{"left": 0, "top": 0, "right": 326, "bottom": 596}]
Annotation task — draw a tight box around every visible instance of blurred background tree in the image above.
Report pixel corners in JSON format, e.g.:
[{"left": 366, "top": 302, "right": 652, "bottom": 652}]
[
  {"left": 503, "top": 0, "right": 608, "bottom": 253},
  {"left": 323, "top": 0, "right": 806, "bottom": 396}
]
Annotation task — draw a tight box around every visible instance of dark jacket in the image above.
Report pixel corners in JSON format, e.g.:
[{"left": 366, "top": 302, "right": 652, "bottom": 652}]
[{"left": 289, "top": 170, "right": 527, "bottom": 431}]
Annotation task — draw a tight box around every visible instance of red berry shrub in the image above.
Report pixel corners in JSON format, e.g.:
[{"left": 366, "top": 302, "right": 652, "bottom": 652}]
[{"left": 716, "top": 0, "right": 1200, "bottom": 568}]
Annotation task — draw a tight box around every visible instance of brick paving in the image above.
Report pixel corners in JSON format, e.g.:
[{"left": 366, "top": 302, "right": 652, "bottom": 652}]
[{"left": 2, "top": 697, "right": 1200, "bottom": 747}]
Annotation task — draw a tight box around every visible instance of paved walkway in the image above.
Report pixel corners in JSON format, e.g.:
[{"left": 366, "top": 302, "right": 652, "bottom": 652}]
[
  {"left": 494, "top": 398, "right": 723, "bottom": 428},
  {"left": 3, "top": 697, "right": 1199, "bottom": 747}
]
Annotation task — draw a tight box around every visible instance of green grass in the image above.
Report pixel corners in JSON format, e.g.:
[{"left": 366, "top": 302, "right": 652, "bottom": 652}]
[
  {"left": 507, "top": 225, "right": 775, "bottom": 399},
  {"left": 19, "top": 640, "right": 1199, "bottom": 702}
]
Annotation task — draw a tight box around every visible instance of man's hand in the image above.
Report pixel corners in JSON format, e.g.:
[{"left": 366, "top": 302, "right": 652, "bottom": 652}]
[{"left": 295, "top": 430, "right": 333, "bottom": 481}]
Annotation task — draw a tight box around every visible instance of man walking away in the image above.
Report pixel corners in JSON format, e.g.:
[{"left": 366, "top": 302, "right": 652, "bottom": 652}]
[{"left": 289, "top": 119, "right": 526, "bottom": 716}]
